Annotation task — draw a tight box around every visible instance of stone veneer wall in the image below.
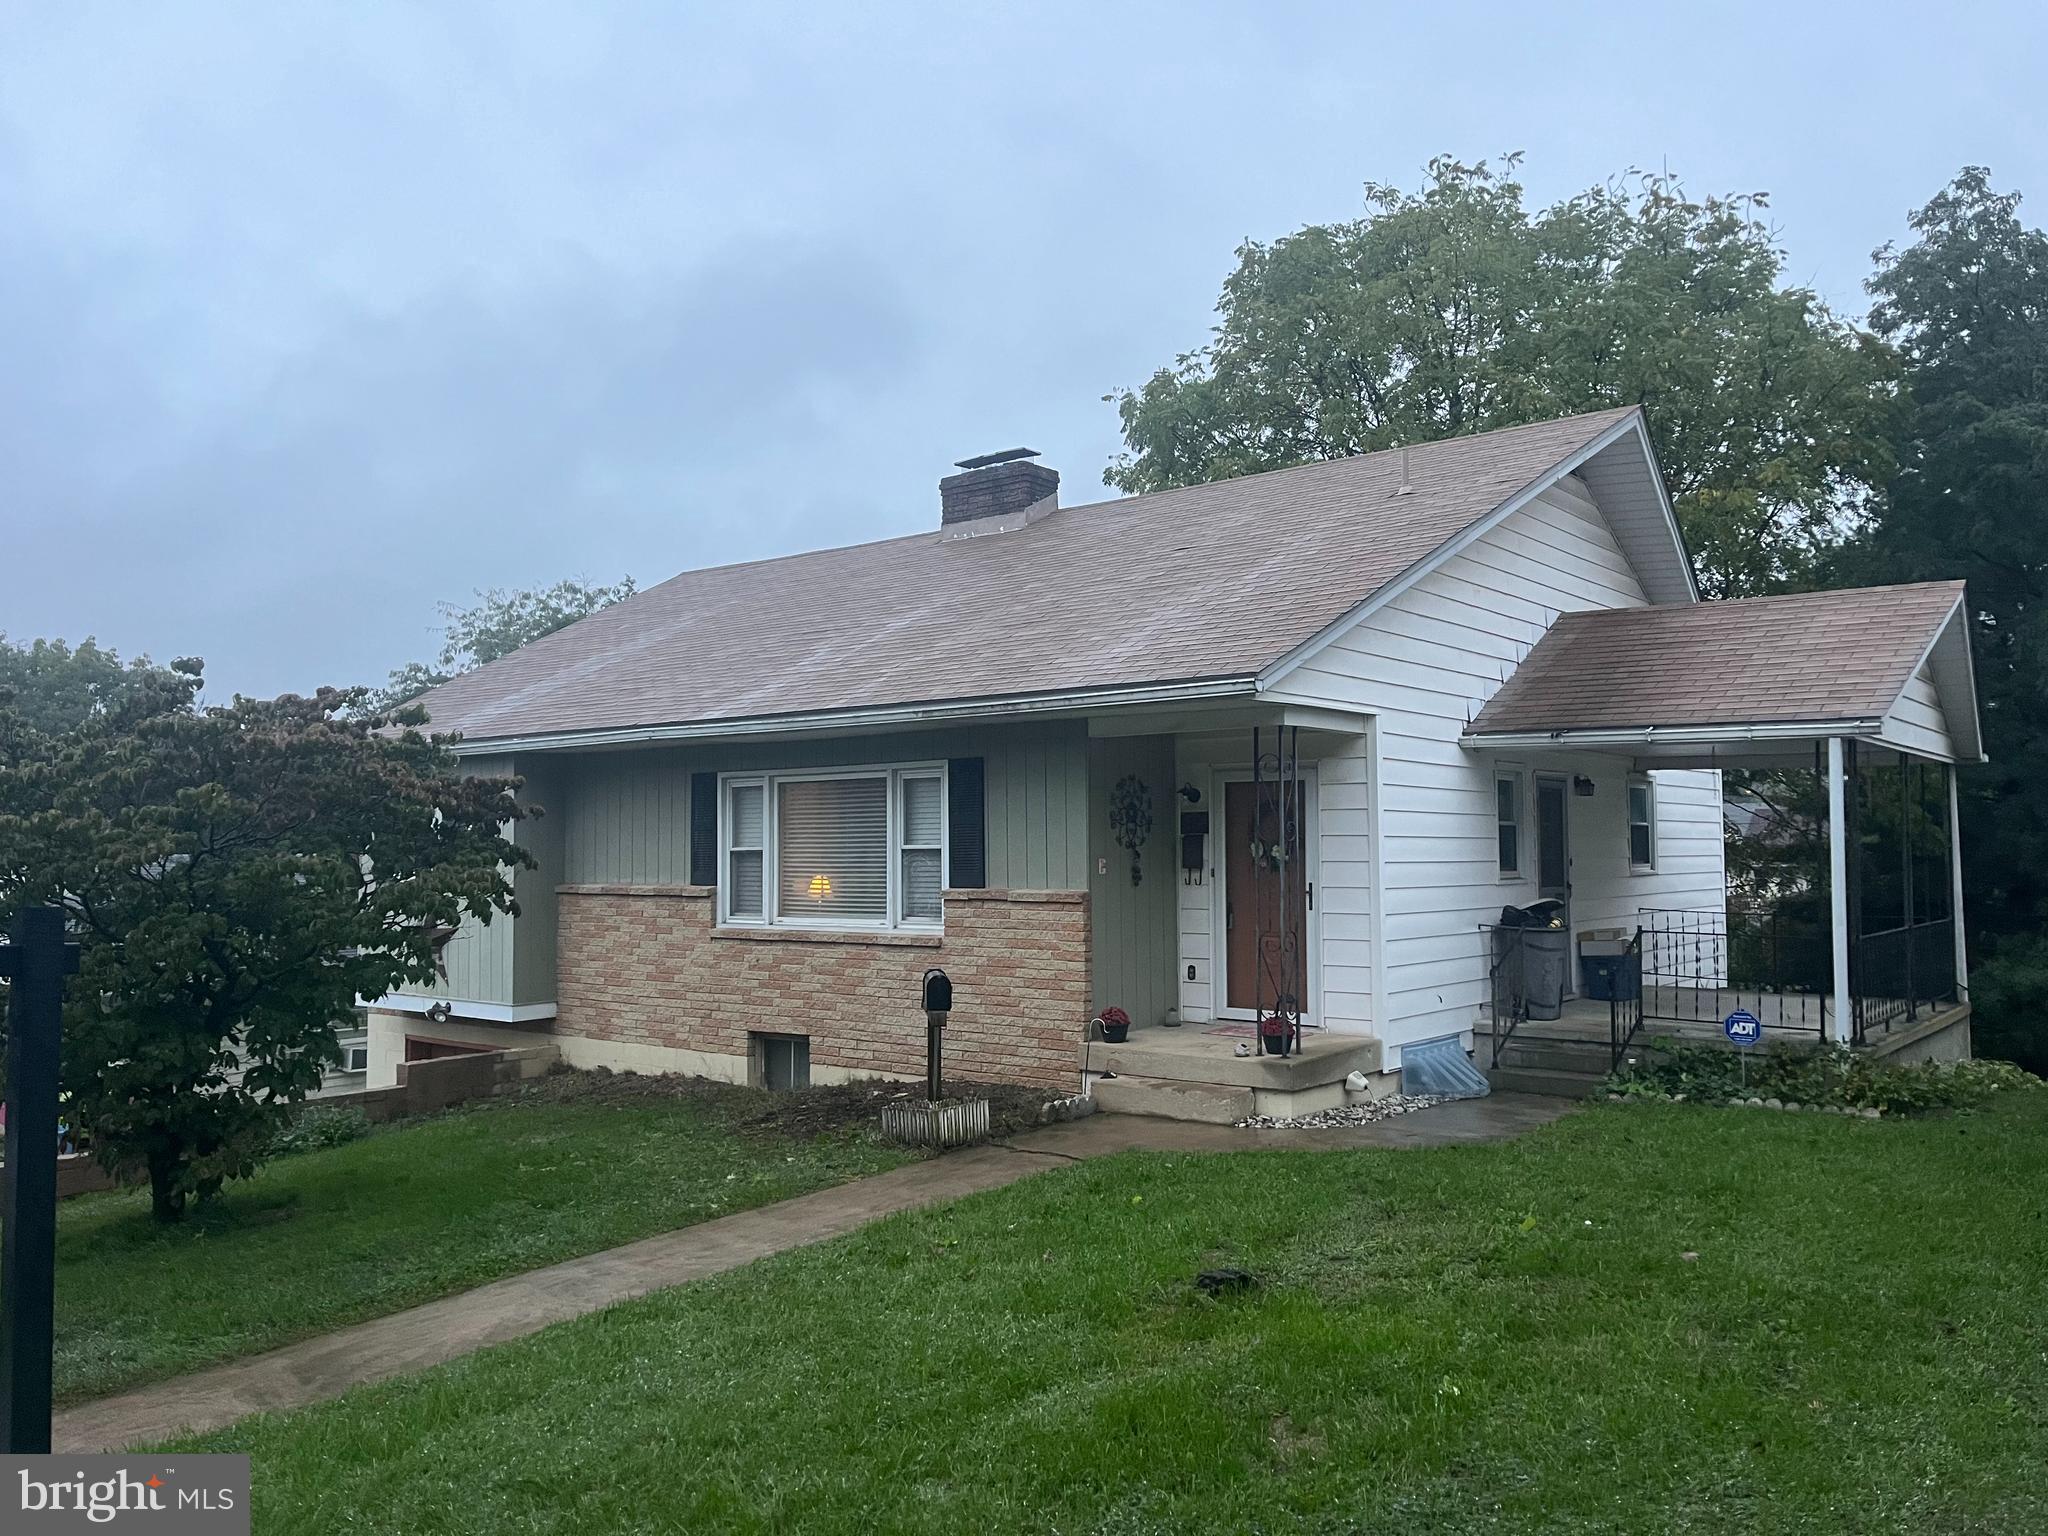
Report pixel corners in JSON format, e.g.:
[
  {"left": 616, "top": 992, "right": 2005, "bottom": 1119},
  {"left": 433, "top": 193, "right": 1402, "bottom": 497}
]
[{"left": 554, "top": 885, "right": 1091, "bottom": 1090}]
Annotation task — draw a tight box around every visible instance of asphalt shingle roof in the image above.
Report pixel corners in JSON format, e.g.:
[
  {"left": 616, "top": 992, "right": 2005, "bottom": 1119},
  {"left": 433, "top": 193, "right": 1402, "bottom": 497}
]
[
  {"left": 1464, "top": 581, "right": 1967, "bottom": 738},
  {"left": 412, "top": 408, "right": 1641, "bottom": 743}
]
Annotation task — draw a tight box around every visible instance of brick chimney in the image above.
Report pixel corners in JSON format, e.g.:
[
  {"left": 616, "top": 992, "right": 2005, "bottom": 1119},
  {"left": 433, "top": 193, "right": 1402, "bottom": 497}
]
[{"left": 939, "top": 448, "right": 1058, "bottom": 535}]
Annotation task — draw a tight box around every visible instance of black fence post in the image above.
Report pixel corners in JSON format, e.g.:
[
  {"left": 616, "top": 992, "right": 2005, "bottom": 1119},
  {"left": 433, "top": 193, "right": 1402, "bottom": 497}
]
[{"left": 0, "top": 906, "right": 81, "bottom": 1454}]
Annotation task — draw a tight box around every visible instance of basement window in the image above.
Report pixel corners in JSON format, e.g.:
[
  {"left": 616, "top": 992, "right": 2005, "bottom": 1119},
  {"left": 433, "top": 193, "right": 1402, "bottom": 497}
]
[
  {"left": 752, "top": 1032, "right": 811, "bottom": 1091},
  {"left": 719, "top": 764, "right": 946, "bottom": 931}
]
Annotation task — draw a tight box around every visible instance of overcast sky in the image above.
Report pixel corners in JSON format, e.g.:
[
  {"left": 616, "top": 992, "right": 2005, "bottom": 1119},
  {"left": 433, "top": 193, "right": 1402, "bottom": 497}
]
[{"left": 4, "top": 2, "right": 2042, "bottom": 700}]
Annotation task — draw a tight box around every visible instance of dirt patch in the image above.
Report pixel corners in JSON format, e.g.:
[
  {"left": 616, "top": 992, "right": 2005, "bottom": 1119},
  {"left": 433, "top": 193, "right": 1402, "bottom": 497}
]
[{"left": 503, "top": 1066, "right": 1059, "bottom": 1146}]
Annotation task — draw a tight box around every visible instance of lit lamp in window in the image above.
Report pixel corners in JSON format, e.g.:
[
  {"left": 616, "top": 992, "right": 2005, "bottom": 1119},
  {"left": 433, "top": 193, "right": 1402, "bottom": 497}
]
[{"left": 808, "top": 873, "right": 832, "bottom": 906}]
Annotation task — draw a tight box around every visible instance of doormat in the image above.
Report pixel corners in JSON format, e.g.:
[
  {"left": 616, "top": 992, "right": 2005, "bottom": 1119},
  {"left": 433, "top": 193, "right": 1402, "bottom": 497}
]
[{"left": 1201, "top": 1022, "right": 1324, "bottom": 1040}]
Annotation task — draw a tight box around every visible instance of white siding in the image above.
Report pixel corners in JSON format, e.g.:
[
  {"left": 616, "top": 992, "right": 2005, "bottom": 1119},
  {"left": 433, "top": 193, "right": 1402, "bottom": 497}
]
[
  {"left": 1564, "top": 766, "right": 1728, "bottom": 935},
  {"left": 1877, "top": 663, "right": 1956, "bottom": 762},
  {"left": 1265, "top": 476, "right": 1726, "bottom": 1061}
]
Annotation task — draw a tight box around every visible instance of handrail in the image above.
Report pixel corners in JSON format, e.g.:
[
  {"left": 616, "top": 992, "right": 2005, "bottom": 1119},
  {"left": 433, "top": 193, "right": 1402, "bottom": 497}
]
[
  {"left": 1482, "top": 924, "right": 1527, "bottom": 1069},
  {"left": 1609, "top": 926, "right": 1645, "bottom": 1071}
]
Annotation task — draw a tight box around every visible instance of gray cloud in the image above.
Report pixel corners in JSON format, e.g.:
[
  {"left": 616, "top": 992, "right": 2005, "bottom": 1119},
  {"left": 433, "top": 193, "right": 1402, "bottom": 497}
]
[{"left": 2, "top": 1, "right": 2042, "bottom": 696}]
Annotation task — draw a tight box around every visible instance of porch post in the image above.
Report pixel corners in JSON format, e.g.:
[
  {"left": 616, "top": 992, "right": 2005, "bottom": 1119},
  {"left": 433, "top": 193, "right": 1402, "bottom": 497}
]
[
  {"left": 1948, "top": 764, "right": 1969, "bottom": 997},
  {"left": 1827, "top": 737, "right": 1854, "bottom": 1045}
]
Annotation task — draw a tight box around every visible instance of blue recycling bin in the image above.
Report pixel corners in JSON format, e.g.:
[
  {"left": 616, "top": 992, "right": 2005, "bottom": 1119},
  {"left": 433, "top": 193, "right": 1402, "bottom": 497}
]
[{"left": 1580, "top": 951, "right": 1640, "bottom": 1002}]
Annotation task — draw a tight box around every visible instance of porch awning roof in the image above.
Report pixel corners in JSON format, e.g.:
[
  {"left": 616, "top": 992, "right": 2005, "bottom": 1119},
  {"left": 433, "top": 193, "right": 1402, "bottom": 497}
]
[{"left": 1463, "top": 581, "right": 1982, "bottom": 763}]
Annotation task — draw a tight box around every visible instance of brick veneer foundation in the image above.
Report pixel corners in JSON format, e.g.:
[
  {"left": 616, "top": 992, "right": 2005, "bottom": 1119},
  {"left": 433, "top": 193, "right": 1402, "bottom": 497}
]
[{"left": 554, "top": 885, "right": 1091, "bottom": 1091}]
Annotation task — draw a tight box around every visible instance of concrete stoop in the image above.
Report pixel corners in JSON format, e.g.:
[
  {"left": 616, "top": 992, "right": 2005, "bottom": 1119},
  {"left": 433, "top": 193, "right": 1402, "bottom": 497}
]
[
  {"left": 1084, "top": 1028, "right": 1393, "bottom": 1123},
  {"left": 1090, "top": 1076, "right": 1254, "bottom": 1125}
]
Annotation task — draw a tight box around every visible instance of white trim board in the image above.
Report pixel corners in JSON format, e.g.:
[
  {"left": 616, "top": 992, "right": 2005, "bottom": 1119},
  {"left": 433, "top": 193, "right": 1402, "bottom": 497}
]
[{"left": 361, "top": 995, "right": 559, "bottom": 1024}]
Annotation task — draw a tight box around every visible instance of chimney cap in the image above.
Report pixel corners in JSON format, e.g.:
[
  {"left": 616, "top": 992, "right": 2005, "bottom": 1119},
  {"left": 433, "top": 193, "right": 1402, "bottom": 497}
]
[{"left": 953, "top": 447, "right": 1042, "bottom": 471}]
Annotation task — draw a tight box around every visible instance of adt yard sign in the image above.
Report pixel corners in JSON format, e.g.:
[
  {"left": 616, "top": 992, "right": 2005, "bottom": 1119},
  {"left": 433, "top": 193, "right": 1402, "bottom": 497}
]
[{"left": 1723, "top": 1008, "right": 1763, "bottom": 1048}]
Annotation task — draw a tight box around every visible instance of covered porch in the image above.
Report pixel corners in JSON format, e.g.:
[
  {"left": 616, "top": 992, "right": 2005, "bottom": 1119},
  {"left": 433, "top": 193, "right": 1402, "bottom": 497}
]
[{"left": 1464, "top": 582, "right": 1981, "bottom": 1080}]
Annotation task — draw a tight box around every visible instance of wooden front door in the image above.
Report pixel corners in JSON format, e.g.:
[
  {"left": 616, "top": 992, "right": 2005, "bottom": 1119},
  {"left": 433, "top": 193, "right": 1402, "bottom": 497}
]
[{"left": 1224, "top": 779, "right": 1310, "bottom": 1014}]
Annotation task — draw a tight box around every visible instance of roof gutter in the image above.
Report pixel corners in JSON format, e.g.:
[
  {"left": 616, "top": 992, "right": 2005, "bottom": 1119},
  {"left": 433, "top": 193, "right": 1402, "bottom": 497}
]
[
  {"left": 1461, "top": 718, "right": 1886, "bottom": 752},
  {"left": 444, "top": 676, "right": 1260, "bottom": 757}
]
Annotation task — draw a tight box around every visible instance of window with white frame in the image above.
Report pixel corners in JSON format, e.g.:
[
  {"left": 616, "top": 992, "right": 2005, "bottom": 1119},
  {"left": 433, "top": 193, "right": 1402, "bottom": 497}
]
[
  {"left": 720, "top": 765, "right": 945, "bottom": 930},
  {"left": 1495, "top": 770, "right": 1523, "bottom": 878},
  {"left": 1627, "top": 775, "right": 1656, "bottom": 871}
]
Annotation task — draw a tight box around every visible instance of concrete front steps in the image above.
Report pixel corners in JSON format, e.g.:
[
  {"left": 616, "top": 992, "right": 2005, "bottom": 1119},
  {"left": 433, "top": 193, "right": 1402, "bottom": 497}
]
[
  {"left": 1474, "top": 1022, "right": 1616, "bottom": 1098},
  {"left": 1083, "top": 1027, "right": 1387, "bottom": 1122},
  {"left": 1090, "top": 1076, "right": 1253, "bottom": 1125}
]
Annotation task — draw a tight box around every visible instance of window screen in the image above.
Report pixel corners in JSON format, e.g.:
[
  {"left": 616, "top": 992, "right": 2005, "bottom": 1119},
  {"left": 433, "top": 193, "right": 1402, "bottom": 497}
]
[
  {"left": 901, "top": 773, "right": 943, "bottom": 922},
  {"left": 1628, "top": 779, "right": 1655, "bottom": 869},
  {"left": 727, "top": 781, "right": 765, "bottom": 917},
  {"left": 1495, "top": 773, "right": 1521, "bottom": 876},
  {"left": 778, "top": 776, "right": 888, "bottom": 922}
]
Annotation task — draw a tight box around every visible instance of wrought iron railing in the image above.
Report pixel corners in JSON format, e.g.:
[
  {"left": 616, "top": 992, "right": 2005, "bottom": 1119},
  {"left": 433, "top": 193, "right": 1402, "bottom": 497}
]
[
  {"left": 1481, "top": 922, "right": 1643, "bottom": 1072},
  {"left": 1853, "top": 916, "right": 1958, "bottom": 1041},
  {"left": 1634, "top": 905, "right": 1830, "bottom": 1039},
  {"left": 1483, "top": 923, "right": 1527, "bottom": 1069},
  {"left": 1607, "top": 928, "right": 1644, "bottom": 1071}
]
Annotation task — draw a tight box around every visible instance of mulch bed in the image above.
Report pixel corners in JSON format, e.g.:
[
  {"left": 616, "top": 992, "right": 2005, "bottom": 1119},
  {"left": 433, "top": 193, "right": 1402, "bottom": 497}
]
[{"left": 507, "top": 1066, "right": 1056, "bottom": 1144}]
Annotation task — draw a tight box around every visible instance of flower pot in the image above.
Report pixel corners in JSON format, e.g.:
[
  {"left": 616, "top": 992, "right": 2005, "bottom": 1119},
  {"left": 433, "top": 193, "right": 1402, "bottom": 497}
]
[
  {"left": 881, "top": 1098, "right": 992, "bottom": 1149},
  {"left": 1100, "top": 1021, "right": 1129, "bottom": 1044}
]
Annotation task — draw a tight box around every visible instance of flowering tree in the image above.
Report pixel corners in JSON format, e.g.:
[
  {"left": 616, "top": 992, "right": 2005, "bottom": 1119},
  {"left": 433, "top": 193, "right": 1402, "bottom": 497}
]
[{"left": 0, "top": 664, "right": 529, "bottom": 1220}]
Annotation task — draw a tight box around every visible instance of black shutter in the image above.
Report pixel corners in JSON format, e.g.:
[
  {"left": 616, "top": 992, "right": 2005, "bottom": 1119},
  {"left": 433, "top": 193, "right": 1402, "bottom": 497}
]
[
  {"left": 689, "top": 772, "right": 718, "bottom": 887},
  {"left": 948, "top": 757, "right": 986, "bottom": 889}
]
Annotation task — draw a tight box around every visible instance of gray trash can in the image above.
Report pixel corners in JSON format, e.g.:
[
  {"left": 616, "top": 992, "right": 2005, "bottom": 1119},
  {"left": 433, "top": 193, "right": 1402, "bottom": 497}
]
[{"left": 1523, "top": 927, "right": 1569, "bottom": 1020}]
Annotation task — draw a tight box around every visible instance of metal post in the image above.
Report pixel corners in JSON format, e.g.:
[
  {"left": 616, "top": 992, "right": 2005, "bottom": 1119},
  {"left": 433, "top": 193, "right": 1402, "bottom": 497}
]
[
  {"left": 1901, "top": 754, "right": 1916, "bottom": 1018},
  {"left": 1252, "top": 726, "right": 1264, "bottom": 1050},
  {"left": 925, "top": 1012, "right": 944, "bottom": 1102},
  {"left": 1948, "top": 765, "right": 1969, "bottom": 999},
  {"left": 0, "top": 906, "right": 81, "bottom": 1454},
  {"left": 1826, "top": 739, "right": 1853, "bottom": 1046}
]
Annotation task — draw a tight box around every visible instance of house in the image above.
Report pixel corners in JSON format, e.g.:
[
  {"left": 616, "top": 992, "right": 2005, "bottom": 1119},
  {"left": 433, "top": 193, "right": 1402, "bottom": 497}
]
[{"left": 363, "top": 407, "right": 1980, "bottom": 1115}]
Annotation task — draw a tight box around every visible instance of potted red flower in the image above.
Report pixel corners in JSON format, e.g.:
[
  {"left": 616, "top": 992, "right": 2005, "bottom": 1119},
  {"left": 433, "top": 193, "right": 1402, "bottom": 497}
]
[
  {"left": 1094, "top": 1007, "right": 1132, "bottom": 1045},
  {"left": 1258, "top": 1012, "right": 1297, "bottom": 1056}
]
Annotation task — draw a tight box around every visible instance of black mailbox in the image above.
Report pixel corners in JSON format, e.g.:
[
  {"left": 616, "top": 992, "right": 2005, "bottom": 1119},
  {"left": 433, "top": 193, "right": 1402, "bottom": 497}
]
[{"left": 922, "top": 967, "right": 953, "bottom": 1015}]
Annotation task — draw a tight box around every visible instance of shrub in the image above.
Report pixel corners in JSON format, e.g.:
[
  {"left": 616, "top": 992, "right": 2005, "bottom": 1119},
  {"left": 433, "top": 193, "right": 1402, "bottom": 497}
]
[
  {"left": 1968, "top": 936, "right": 2048, "bottom": 1075},
  {"left": 269, "top": 1105, "right": 372, "bottom": 1157},
  {"left": 1608, "top": 1039, "right": 2042, "bottom": 1116}
]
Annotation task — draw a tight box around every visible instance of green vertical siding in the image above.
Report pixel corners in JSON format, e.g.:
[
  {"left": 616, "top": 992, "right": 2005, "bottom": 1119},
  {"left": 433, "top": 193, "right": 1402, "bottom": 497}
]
[
  {"left": 557, "top": 722, "right": 1089, "bottom": 891},
  {"left": 405, "top": 754, "right": 519, "bottom": 1007},
  {"left": 1088, "top": 735, "right": 1180, "bottom": 1028},
  {"left": 510, "top": 753, "right": 563, "bottom": 1003}
]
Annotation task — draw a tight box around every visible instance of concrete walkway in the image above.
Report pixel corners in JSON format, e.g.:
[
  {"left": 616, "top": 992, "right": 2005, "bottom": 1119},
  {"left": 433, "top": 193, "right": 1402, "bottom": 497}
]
[{"left": 52, "top": 1092, "right": 1570, "bottom": 1453}]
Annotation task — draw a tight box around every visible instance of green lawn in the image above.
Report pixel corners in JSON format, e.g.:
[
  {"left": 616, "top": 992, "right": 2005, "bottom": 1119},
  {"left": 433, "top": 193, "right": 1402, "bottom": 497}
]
[
  {"left": 49, "top": 1078, "right": 908, "bottom": 1405},
  {"left": 187, "top": 1093, "right": 2048, "bottom": 1534}
]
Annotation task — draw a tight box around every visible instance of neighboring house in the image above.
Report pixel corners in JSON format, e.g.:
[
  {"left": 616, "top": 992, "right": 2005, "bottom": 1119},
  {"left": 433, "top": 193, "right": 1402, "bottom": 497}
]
[
  {"left": 364, "top": 408, "right": 1981, "bottom": 1113},
  {"left": 220, "top": 1020, "right": 372, "bottom": 1100}
]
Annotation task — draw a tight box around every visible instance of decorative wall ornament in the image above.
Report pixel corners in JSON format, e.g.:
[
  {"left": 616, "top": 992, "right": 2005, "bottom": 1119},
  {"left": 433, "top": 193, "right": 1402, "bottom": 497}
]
[{"left": 1108, "top": 774, "right": 1154, "bottom": 886}]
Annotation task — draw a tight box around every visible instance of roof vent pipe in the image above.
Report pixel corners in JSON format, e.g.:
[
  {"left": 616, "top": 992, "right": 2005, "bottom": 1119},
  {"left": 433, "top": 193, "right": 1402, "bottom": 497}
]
[{"left": 1394, "top": 443, "right": 1414, "bottom": 497}]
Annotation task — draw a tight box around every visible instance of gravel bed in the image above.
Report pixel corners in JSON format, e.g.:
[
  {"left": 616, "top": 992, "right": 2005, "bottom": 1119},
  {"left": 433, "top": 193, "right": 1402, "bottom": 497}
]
[{"left": 1237, "top": 1093, "right": 1452, "bottom": 1130}]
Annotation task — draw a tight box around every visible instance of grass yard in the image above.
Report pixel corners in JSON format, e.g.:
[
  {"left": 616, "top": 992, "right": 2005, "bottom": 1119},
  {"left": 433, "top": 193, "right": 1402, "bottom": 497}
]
[
  {"left": 46, "top": 1074, "right": 911, "bottom": 1405},
  {"left": 188, "top": 1092, "right": 2048, "bottom": 1535}
]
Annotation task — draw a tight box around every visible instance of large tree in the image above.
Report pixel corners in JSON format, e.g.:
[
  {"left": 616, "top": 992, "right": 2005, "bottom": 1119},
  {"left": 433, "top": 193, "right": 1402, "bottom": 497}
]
[
  {"left": 371, "top": 576, "right": 636, "bottom": 712},
  {"left": 0, "top": 633, "right": 191, "bottom": 736},
  {"left": 1108, "top": 156, "right": 1896, "bottom": 596},
  {"left": 1847, "top": 167, "right": 2048, "bottom": 1068},
  {"left": 0, "top": 665, "right": 528, "bottom": 1220}
]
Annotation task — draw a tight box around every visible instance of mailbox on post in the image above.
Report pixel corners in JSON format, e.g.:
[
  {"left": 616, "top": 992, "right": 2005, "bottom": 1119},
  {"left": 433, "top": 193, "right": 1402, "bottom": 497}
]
[{"left": 922, "top": 968, "right": 951, "bottom": 1101}]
